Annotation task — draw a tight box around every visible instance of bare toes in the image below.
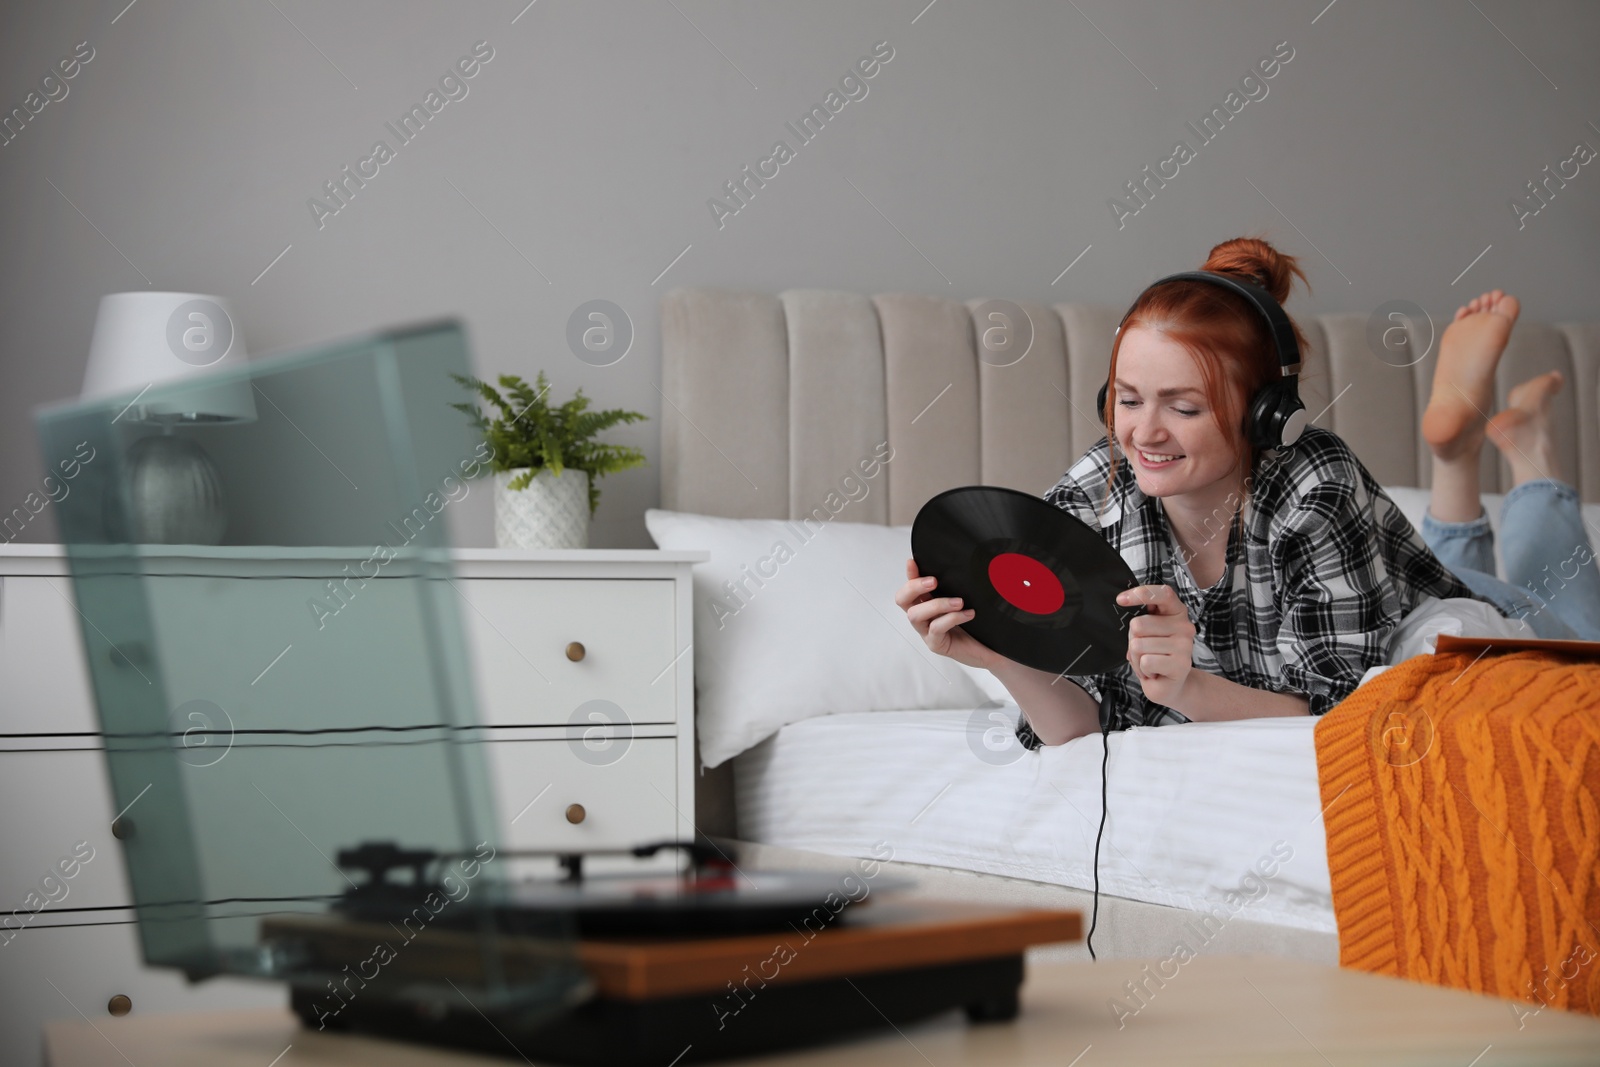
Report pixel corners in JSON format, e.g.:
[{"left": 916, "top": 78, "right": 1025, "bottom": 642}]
[{"left": 1489, "top": 292, "right": 1521, "bottom": 324}]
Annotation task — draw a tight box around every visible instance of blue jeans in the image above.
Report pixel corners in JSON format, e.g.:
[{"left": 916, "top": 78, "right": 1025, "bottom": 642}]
[{"left": 1420, "top": 479, "right": 1600, "bottom": 641}]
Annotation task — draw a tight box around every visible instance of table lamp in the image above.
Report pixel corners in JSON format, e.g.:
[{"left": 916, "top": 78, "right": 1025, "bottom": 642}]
[{"left": 80, "top": 292, "right": 256, "bottom": 544}]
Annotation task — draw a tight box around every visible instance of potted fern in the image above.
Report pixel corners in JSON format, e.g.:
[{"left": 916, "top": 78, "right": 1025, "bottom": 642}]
[{"left": 452, "top": 371, "right": 647, "bottom": 549}]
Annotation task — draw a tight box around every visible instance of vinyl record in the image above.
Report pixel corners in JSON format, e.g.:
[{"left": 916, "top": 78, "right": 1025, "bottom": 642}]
[
  {"left": 333, "top": 841, "right": 912, "bottom": 936},
  {"left": 911, "top": 485, "right": 1138, "bottom": 676}
]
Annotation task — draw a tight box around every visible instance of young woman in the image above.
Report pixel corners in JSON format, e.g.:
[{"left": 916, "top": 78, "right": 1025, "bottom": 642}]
[{"left": 895, "top": 237, "right": 1598, "bottom": 746}]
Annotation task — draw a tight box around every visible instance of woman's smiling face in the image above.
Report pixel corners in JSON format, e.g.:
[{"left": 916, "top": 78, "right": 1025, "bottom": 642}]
[{"left": 1111, "top": 325, "right": 1245, "bottom": 501}]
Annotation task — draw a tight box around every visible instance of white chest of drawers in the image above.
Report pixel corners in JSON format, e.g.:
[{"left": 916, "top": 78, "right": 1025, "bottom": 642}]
[{"left": 0, "top": 544, "right": 706, "bottom": 1067}]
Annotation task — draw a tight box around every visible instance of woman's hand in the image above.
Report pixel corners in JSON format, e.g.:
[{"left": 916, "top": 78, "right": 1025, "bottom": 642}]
[
  {"left": 1118, "top": 584, "right": 1196, "bottom": 709},
  {"left": 896, "top": 558, "right": 997, "bottom": 670}
]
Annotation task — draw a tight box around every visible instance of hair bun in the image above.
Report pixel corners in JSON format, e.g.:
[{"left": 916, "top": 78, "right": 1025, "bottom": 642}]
[{"left": 1201, "top": 235, "right": 1308, "bottom": 305}]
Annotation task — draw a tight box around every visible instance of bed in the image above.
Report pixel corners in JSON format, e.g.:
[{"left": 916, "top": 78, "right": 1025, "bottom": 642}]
[{"left": 653, "top": 286, "right": 1600, "bottom": 963}]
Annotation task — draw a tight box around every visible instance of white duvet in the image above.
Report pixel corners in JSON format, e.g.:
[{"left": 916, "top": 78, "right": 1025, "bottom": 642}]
[{"left": 734, "top": 707, "right": 1336, "bottom": 933}]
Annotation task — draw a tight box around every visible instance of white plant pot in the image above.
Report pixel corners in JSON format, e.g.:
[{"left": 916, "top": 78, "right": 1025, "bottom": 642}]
[{"left": 494, "top": 468, "right": 591, "bottom": 549}]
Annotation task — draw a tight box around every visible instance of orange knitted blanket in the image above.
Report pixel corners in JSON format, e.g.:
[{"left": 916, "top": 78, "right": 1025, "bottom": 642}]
[{"left": 1316, "top": 648, "right": 1600, "bottom": 1016}]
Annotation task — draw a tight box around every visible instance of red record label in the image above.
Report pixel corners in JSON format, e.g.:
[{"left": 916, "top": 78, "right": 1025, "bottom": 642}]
[{"left": 987, "top": 552, "right": 1066, "bottom": 615}]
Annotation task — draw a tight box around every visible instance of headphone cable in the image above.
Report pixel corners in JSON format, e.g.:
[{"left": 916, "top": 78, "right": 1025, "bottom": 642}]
[
  {"left": 1086, "top": 692, "right": 1112, "bottom": 961},
  {"left": 1086, "top": 493, "right": 1135, "bottom": 962}
]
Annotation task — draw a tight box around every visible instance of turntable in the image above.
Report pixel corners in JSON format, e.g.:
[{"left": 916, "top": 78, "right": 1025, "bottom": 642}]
[{"left": 262, "top": 838, "right": 1083, "bottom": 1066}]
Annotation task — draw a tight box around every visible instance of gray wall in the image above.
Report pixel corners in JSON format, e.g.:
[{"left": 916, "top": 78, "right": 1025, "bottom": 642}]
[{"left": 2, "top": 0, "right": 1596, "bottom": 548}]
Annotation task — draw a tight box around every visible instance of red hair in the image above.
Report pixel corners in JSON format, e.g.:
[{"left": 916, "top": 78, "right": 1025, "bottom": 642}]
[{"left": 1102, "top": 235, "right": 1311, "bottom": 484}]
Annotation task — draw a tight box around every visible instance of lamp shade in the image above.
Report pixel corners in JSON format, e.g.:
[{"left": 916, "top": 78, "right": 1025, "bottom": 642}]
[{"left": 81, "top": 292, "right": 256, "bottom": 422}]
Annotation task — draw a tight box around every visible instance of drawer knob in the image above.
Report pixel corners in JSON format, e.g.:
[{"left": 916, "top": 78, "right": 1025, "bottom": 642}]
[
  {"left": 107, "top": 994, "right": 132, "bottom": 1017},
  {"left": 111, "top": 817, "right": 135, "bottom": 840},
  {"left": 565, "top": 803, "right": 587, "bottom": 825},
  {"left": 565, "top": 642, "right": 586, "bottom": 662}
]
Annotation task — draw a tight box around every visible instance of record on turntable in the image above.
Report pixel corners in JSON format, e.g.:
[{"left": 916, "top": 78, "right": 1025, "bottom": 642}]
[
  {"left": 325, "top": 839, "right": 911, "bottom": 936},
  {"left": 911, "top": 485, "right": 1139, "bottom": 675}
]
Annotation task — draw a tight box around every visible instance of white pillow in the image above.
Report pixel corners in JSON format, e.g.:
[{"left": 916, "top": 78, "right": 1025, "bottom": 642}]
[{"left": 644, "top": 509, "right": 990, "bottom": 767}]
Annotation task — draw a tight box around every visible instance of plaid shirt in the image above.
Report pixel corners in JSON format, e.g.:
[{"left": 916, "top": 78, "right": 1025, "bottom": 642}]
[{"left": 1015, "top": 427, "right": 1480, "bottom": 747}]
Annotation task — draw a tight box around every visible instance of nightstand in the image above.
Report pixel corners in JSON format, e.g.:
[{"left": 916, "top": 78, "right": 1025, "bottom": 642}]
[
  {"left": 0, "top": 544, "right": 707, "bottom": 1067},
  {"left": 450, "top": 548, "right": 707, "bottom": 868}
]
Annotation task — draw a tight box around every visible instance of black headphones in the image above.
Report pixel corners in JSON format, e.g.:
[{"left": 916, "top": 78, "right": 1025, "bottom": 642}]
[{"left": 1095, "top": 270, "right": 1307, "bottom": 452}]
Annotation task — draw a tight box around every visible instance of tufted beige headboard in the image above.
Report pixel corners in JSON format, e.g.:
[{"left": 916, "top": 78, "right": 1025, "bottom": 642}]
[{"left": 660, "top": 289, "right": 1600, "bottom": 523}]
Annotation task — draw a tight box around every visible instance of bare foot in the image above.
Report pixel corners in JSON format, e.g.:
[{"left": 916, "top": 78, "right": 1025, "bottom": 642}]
[
  {"left": 1488, "top": 369, "right": 1564, "bottom": 486},
  {"left": 1421, "top": 290, "right": 1520, "bottom": 460}
]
